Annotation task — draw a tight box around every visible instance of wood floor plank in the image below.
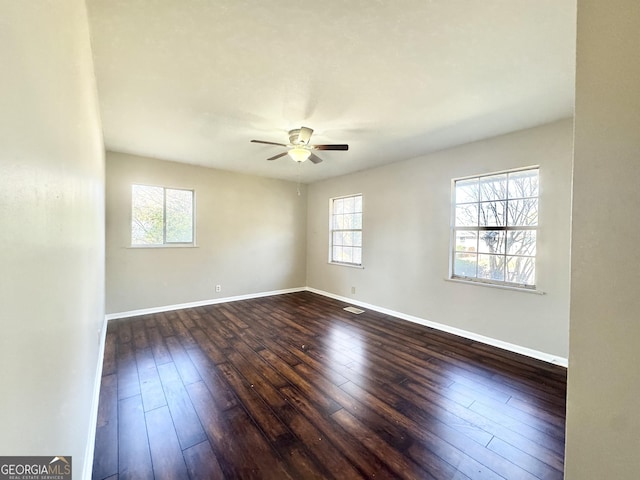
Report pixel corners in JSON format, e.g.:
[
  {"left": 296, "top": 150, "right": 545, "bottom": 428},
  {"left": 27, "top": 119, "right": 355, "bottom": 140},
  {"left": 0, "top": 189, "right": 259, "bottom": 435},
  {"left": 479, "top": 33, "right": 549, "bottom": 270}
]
[
  {"left": 116, "top": 342, "right": 140, "bottom": 400},
  {"left": 165, "top": 311, "right": 198, "bottom": 349},
  {"left": 231, "top": 340, "right": 290, "bottom": 389},
  {"left": 94, "top": 291, "right": 567, "bottom": 480},
  {"left": 117, "top": 395, "right": 152, "bottom": 480},
  {"left": 187, "top": 381, "right": 293, "bottom": 479},
  {"left": 186, "top": 349, "right": 238, "bottom": 410},
  {"left": 92, "top": 374, "right": 117, "bottom": 480},
  {"left": 216, "top": 361, "right": 290, "bottom": 442},
  {"left": 331, "top": 408, "right": 434, "bottom": 480},
  {"left": 145, "top": 326, "right": 173, "bottom": 366},
  {"left": 102, "top": 332, "right": 117, "bottom": 376},
  {"left": 154, "top": 312, "right": 175, "bottom": 338},
  {"left": 156, "top": 361, "right": 207, "bottom": 450},
  {"left": 486, "top": 436, "right": 563, "bottom": 480},
  {"left": 183, "top": 440, "right": 226, "bottom": 480},
  {"left": 190, "top": 326, "right": 227, "bottom": 364},
  {"left": 401, "top": 380, "right": 565, "bottom": 470},
  {"left": 225, "top": 350, "right": 290, "bottom": 410},
  {"left": 131, "top": 317, "right": 148, "bottom": 350},
  {"left": 135, "top": 348, "right": 166, "bottom": 412},
  {"left": 469, "top": 398, "right": 565, "bottom": 446},
  {"left": 117, "top": 320, "right": 132, "bottom": 344},
  {"left": 284, "top": 409, "right": 364, "bottom": 479},
  {"left": 259, "top": 348, "right": 341, "bottom": 414},
  {"left": 145, "top": 406, "right": 189, "bottom": 480},
  {"left": 165, "top": 335, "right": 202, "bottom": 385},
  {"left": 281, "top": 385, "right": 398, "bottom": 478}
]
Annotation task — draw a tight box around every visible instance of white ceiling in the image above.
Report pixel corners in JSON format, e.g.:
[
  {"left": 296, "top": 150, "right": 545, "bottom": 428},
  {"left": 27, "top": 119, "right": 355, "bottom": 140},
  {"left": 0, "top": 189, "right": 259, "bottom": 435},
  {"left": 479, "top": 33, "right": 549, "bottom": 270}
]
[{"left": 86, "top": 0, "right": 576, "bottom": 184}]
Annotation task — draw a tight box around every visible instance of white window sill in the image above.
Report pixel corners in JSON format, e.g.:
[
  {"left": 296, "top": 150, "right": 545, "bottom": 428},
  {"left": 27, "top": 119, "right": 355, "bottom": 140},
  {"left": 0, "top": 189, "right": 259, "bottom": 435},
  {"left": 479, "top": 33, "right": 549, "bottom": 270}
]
[
  {"left": 328, "top": 261, "right": 364, "bottom": 269},
  {"left": 444, "top": 277, "right": 545, "bottom": 295},
  {"left": 128, "top": 244, "right": 198, "bottom": 249}
]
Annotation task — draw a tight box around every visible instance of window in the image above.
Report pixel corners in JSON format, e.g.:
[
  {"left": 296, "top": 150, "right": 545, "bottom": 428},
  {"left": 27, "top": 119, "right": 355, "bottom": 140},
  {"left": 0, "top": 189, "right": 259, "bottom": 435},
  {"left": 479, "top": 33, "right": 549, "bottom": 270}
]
[
  {"left": 330, "top": 194, "right": 363, "bottom": 266},
  {"left": 131, "top": 184, "right": 194, "bottom": 246},
  {"left": 451, "top": 167, "right": 538, "bottom": 289}
]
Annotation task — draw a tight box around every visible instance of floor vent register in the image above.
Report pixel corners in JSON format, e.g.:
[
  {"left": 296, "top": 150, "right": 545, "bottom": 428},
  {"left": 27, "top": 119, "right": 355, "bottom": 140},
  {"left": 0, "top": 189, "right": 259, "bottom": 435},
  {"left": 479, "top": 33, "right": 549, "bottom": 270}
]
[{"left": 343, "top": 306, "right": 365, "bottom": 315}]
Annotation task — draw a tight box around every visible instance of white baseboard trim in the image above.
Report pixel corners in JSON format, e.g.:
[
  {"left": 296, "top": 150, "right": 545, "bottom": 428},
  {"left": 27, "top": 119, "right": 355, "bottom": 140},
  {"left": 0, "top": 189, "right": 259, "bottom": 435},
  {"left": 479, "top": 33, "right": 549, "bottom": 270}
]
[
  {"left": 105, "top": 287, "right": 306, "bottom": 321},
  {"left": 306, "top": 287, "right": 568, "bottom": 368},
  {"left": 83, "top": 315, "right": 109, "bottom": 479}
]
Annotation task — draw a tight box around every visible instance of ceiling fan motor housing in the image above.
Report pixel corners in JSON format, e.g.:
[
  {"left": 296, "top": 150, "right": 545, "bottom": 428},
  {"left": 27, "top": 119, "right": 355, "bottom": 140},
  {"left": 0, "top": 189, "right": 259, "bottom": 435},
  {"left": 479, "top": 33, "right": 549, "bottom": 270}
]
[{"left": 289, "top": 129, "right": 306, "bottom": 145}]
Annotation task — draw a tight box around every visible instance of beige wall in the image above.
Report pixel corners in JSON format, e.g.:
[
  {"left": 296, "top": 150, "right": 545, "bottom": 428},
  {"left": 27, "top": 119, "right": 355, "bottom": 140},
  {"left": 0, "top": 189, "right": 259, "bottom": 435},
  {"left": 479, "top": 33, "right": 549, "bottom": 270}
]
[
  {"left": 307, "top": 120, "right": 573, "bottom": 359},
  {"left": 106, "top": 152, "right": 307, "bottom": 314},
  {"left": 565, "top": 1, "right": 640, "bottom": 478},
  {"left": 0, "top": 1, "right": 105, "bottom": 478}
]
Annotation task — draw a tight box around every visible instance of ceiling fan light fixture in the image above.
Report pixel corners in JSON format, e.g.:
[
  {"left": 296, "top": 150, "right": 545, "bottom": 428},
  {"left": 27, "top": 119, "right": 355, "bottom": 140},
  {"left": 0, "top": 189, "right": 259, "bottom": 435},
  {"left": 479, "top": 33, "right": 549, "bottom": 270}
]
[{"left": 288, "top": 147, "right": 311, "bottom": 163}]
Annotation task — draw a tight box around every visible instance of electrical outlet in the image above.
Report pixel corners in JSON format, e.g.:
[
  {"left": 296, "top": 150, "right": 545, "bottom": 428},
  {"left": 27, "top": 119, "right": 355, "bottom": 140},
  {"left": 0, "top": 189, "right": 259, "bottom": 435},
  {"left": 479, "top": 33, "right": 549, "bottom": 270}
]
[
  {"left": 215, "top": 285, "right": 221, "bottom": 293},
  {"left": 351, "top": 286, "right": 356, "bottom": 294}
]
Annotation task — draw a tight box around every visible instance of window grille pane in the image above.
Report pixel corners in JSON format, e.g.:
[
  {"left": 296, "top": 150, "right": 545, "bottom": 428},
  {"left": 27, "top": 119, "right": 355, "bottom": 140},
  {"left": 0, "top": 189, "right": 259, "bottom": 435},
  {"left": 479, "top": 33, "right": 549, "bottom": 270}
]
[
  {"left": 480, "top": 174, "right": 507, "bottom": 201},
  {"left": 343, "top": 196, "right": 355, "bottom": 213},
  {"left": 333, "top": 246, "right": 354, "bottom": 264},
  {"left": 507, "top": 256, "right": 536, "bottom": 285},
  {"left": 342, "top": 231, "right": 354, "bottom": 246},
  {"left": 455, "top": 230, "right": 478, "bottom": 253},
  {"left": 478, "top": 230, "right": 506, "bottom": 255},
  {"left": 455, "top": 204, "right": 479, "bottom": 227},
  {"left": 507, "top": 199, "right": 538, "bottom": 226},
  {"left": 454, "top": 252, "right": 478, "bottom": 278},
  {"left": 333, "top": 198, "right": 345, "bottom": 214},
  {"left": 506, "top": 230, "right": 537, "bottom": 256},
  {"left": 132, "top": 185, "right": 164, "bottom": 245},
  {"left": 341, "top": 214, "right": 354, "bottom": 229},
  {"left": 354, "top": 195, "right": 363, "bottom": 213},
  {"left": 166, "top": 189, "right": 193, "bottom": 243},
  {"left": 352, "top": 231, "right": 362, "bottom": 247},
  {"left": 332, "top": 213, "right": 361, "bottom": 230},
  {"left": 478, "top": 254, "right": 505, "bottom": 281},
  {"left": 352, "top": 247, "right": 362, "bottom": 265},
  {"left": 479, "top": 201, "right": 507, "bottom": 227},
  {"left": 508, "top": 170, "right": 539, "bottom": 199},
  {"left": 455, "top": 178, "right": 479, "bottom": 204}
]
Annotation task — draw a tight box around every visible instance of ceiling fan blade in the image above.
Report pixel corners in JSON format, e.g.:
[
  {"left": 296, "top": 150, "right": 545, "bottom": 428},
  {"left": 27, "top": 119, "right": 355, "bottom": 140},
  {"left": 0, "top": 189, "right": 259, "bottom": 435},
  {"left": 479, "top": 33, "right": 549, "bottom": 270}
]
[
  {"left": 312, "top": 144, "right": 349, "bottom": 151},
  {"left": 266, "top": 152, "right": 288, "bottom": 161},
  {"left": 297, "top": 127, "right": 313, "bottom": 144},
  {"left": 251, "top": 139, "right": 288, "bottom": 147},
  {"left": 308, "top": 152, "right": 323, "bottom": 164}
]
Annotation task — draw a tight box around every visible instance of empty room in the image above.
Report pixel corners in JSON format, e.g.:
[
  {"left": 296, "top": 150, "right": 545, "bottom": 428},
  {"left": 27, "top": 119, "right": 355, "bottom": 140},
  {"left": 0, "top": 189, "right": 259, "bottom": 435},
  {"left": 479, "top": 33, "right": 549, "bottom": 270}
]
[{"left": 2, "top": 1, "right": 639, "bottom": 480}]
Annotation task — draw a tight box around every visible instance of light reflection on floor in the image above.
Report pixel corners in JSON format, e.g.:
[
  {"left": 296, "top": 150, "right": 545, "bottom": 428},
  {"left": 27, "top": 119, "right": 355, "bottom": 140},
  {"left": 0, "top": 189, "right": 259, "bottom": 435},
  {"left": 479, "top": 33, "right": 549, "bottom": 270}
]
[{"left": 324, "top": 321, "right": 368, "bottom": 385}]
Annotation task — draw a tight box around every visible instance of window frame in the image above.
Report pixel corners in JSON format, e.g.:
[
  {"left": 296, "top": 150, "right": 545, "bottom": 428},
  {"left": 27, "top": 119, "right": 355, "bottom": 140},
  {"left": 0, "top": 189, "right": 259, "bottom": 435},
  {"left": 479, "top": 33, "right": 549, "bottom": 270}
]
[
  {"left": 328, "top": 193, "right": 364, "bottom": 268},
  {"left": 130, "top": 184, "right": 196, "bottom": 247},
  {"left": 450, "top": 166, "right": 539, "bottom": 290}
]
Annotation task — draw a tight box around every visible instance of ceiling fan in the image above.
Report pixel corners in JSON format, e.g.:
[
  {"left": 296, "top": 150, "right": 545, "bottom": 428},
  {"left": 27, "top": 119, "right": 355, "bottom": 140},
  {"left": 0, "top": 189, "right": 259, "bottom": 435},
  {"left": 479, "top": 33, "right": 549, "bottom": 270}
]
[{"left": 251, "top": 127, "right": 348, "bottom": 164}]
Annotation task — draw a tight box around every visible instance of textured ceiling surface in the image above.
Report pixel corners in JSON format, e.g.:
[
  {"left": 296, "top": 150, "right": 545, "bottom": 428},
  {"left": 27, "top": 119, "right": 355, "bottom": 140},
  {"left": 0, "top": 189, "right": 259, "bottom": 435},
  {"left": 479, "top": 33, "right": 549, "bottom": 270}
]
[{"left": 87, "top": 0, "right": 576, "bottom": 183}]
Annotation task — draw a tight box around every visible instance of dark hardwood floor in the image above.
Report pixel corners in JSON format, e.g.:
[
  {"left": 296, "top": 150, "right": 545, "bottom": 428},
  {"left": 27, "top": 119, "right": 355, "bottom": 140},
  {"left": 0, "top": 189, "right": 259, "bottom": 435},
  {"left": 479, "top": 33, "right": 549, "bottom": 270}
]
[{"left": 92, "top": 291, "right": 567, "bottom": 480}]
